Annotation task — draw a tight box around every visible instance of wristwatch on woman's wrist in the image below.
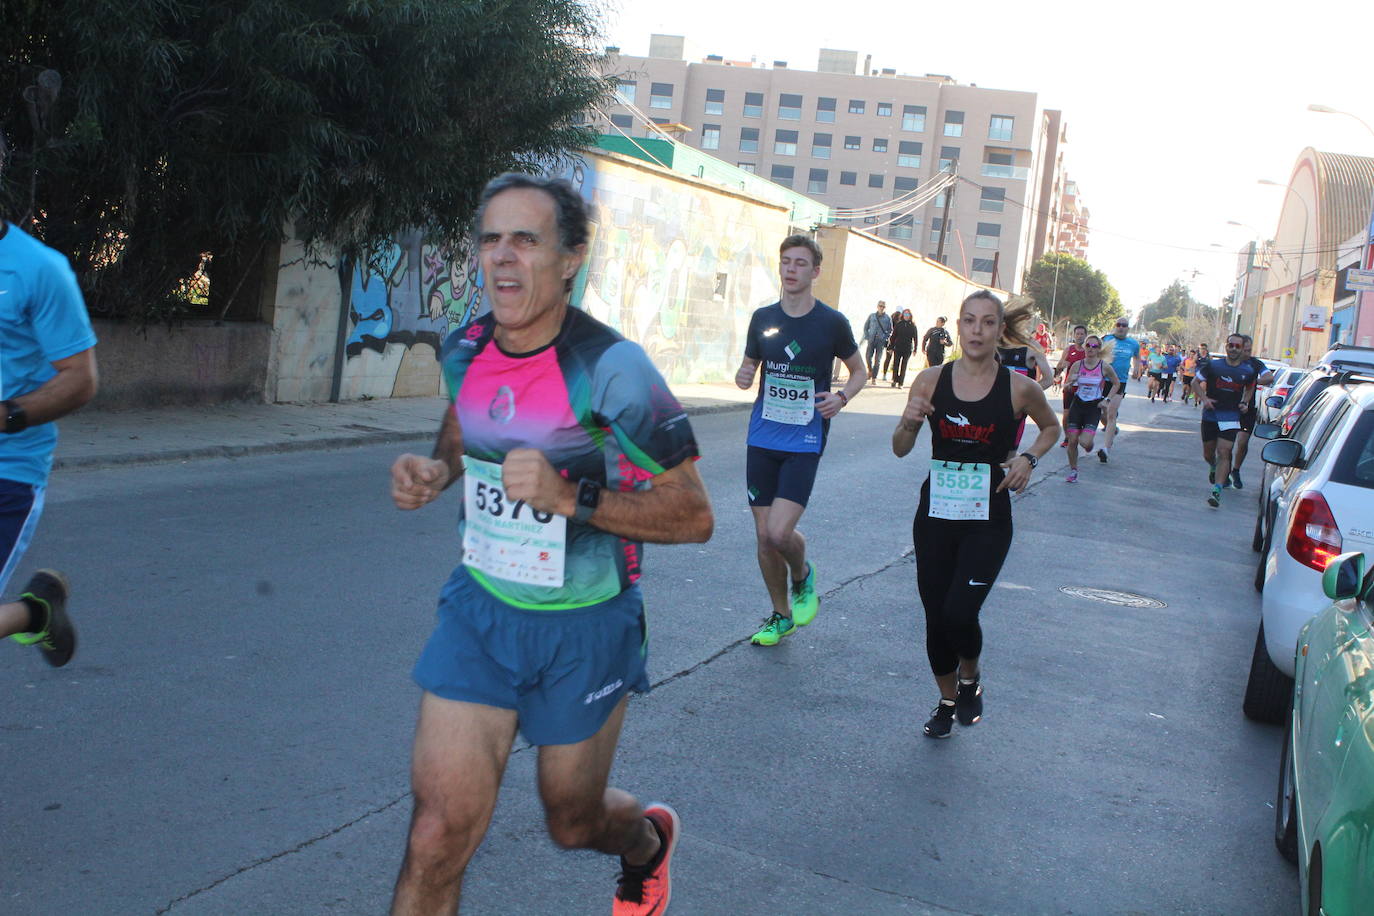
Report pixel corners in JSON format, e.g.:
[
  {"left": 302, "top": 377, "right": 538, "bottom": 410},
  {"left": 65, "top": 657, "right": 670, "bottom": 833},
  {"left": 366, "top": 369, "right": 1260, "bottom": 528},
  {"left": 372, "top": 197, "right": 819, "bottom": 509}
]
[{"left": 1018, "top": 451, "right": 1038, "bottom": 469}]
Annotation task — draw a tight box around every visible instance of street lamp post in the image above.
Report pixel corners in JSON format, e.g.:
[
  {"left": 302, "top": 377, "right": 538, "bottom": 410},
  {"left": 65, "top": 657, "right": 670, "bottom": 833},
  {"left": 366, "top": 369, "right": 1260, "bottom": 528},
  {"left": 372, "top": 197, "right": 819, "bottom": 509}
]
[{"left": 1259, "top": 179, "right": 1311, "bottom": 364}]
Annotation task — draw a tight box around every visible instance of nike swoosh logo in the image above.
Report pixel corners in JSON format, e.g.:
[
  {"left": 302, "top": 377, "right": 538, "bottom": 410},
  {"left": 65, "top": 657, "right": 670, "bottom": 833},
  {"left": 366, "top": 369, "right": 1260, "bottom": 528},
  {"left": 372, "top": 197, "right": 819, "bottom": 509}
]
[{"left": 968, "top": 580, "right": 989, "bottom": 587}]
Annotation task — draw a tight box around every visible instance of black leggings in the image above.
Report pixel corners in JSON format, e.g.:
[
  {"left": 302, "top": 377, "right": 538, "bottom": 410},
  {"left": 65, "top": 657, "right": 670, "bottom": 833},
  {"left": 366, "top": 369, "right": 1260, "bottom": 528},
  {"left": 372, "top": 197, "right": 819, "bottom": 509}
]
[
  {"left": 891, "top": 350, "right": 911, "bottom": 385},
  {"left": 913, "top": 513, "right": 1014, "bottom": 676}
]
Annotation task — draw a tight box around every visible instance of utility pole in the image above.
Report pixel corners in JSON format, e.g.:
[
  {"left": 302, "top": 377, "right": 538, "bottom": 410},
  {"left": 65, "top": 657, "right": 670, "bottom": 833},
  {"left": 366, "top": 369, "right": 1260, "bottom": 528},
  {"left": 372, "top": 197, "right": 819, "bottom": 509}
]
[{"left": 935, "top": 164, "right": 956, "bottom": 265}]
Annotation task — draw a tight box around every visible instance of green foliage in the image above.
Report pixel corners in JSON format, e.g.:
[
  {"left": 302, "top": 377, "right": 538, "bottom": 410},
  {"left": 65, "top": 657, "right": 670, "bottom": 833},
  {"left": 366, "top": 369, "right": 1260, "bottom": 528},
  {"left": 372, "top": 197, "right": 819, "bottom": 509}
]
[
  {"left": 1020, "top": 252, "right": 1122, "bottom": 335},
  {"left": 1150, "top": 315, "right": 1188, "bottom": 343},
  {"left": 1, "top": 0, "right": 610, "bottom": 324},
  {"left": 1138, "top": 280, "right": 1203, "bottom": 329}
]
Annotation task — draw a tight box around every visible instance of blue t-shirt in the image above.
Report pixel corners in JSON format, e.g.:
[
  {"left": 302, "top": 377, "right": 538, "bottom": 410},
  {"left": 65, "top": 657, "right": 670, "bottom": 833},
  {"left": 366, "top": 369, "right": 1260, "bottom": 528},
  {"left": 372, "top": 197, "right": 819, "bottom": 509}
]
[
  {"left": 1195, "top": 357, "right": 1258, "bottom": 422},
  {"left": 744, "top": 300, "right": 858, "bottom": 454},
  {"left": 0, "top": 224, "right": 97, "bottom": 486},
  {"left": 1163, "top": 353, "right": 1183, "bottom": 375},
  {"left": 1103, "top": 334, "right": 1141, "bottom": 381}
]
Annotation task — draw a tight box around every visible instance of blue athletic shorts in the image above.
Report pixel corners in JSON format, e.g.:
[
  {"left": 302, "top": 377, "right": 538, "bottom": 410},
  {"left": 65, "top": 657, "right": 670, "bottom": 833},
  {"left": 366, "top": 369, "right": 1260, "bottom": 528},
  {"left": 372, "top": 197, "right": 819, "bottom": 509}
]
[
  {"left": 0, "top": 479, "right": 44, "bottom": 596},
  {"left": 413, "top": 565, "right": 650, "bottom": 746},
  {"left": 746, "top": 445, "right": 821, "bottom": 508}
]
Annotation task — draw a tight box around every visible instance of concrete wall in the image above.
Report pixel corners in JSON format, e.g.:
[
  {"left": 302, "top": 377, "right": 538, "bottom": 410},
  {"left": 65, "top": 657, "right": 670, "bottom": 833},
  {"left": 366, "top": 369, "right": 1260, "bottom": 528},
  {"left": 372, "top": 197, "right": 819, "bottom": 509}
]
[
  {"left": 90, "top": 319, "right": 271, "bottom": 408},
  {"left": 815, "top": 227, "right": 1001, "bottom": 344},
  {"left": 263, "top": 149, "right": 791, "bottom": 400}
]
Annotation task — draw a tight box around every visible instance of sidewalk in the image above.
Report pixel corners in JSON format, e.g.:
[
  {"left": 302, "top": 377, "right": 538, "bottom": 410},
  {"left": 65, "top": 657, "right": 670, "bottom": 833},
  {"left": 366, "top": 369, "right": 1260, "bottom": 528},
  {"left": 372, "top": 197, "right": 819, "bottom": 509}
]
[{"left": 51, "top": 382, "right": 763, "bottom": 471}]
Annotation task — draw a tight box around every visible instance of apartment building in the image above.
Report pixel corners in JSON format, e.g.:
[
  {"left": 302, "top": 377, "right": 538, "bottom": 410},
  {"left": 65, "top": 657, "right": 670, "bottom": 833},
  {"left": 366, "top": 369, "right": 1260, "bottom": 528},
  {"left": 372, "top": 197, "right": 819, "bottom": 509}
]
[
  {"left": 1057, "top": 181, "right": 1090, "bottom": 259},
  {"left": 597, "top": 35, "right": 1041, "bottom": 291}
]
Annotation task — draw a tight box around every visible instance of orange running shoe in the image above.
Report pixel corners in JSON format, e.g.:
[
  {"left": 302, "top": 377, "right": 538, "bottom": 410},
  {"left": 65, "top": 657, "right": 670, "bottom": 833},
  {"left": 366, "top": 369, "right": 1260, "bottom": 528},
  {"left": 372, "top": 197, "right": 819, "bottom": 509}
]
[{"left": 613, "top": 803, "right": 679, "bottom": 915}]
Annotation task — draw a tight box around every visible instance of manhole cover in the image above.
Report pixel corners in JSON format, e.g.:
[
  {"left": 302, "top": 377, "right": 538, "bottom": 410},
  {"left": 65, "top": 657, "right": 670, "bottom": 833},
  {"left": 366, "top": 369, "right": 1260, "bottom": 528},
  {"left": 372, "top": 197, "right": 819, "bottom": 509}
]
[{"left": 1059, "top": 586, "right": 1166, "bottom": 609}]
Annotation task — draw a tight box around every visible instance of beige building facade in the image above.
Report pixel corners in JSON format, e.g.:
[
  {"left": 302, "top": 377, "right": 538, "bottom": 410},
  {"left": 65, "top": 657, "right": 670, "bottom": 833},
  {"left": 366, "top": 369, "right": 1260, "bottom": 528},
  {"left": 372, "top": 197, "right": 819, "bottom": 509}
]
[{"left": 598, "top": 37, "right": 1041, "bottom": 292}]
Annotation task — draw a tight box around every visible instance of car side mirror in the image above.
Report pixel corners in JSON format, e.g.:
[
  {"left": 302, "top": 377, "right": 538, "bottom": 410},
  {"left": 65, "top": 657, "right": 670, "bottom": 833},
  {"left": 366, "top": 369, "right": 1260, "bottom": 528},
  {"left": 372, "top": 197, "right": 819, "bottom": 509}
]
[
  {"left": 1323, "top": 552, "right": 1367, "bottom": 601},
  {"left": 1265, "top": 395, "right": 1284, "bottom": 409},
  {"left": 1261, "top": 438, "right": 1303, "bottom": 467},
  {"left": 1253, "top": 423, "right": 1280, "bottom": 440}
]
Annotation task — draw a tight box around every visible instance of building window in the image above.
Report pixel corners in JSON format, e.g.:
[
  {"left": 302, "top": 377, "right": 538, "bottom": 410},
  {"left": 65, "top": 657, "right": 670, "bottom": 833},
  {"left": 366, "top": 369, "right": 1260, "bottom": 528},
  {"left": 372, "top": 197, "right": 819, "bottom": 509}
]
[
  {"left": 929, "top": 217, "right": 951, "bottom": 245},
  {"left": 889, "top": 216, "right": 914, "bottom": 239},
  {"left": 844, "top": 135, "right": 862, "bottom": 150},
  {"left": 839, "top": 171, "right": 857, "bottom": 186},
  {"left": 981, "top": 148, "right": 1018, "bottom": 179},
  {"left": 864, "top": 215, "right": 880, "bottom": 224},
  {"left": 770, "top": 164, "right": 794, "bottom": 188},
  {"left": 980, "top": 186, "right": 1006, "bottom": 212},
  {"left": 902, "top": 105, "right": 926, "bottom": 132},
  {"left": 877, "top": 102, "right": 893, "bottom": 117},
  {"left": 650, "top": 83, "right": 674, "bottom": 109},
  {"left": 743, "top": 91, "right": 764, "bottom": 118},
  {"left": 738, "top": 162, "right": 756, "bottom": 173},
  {"left": 971, "top": 257, "right": 996, "bottom": 282},
  {"left": 873, "top": 137, "right": 888, "bottom": 153},
  {"left": 610, "top": 113, "right": 633, "bottom": 129},
  {"left": 975, "top": 222, "right": 1002, "bottom": 249},
  {"left": 615, "top": 81, "right": 636, "bottom": 105},
  {"left": 894, "top": 176, "right": 919, "bottom": 192},
  {"left": 739, "top": 127, "right": 759, "bottom": 152},
  {"left": 774, "top": 129, "right": 799, "bottom": 156},
  {"left": 939, "top": 145, "right": 960, "bottom": 171},
  {"left": 933, "top": 191, "right": 947, "bottom": 208},
  {"left": 943, "top": 110, "right": 964, "bottom": 137},
  {"left": 988, "top": 115, "right": 1014, "bottom": 142},
  {"left": 897, "top": 141, "right": 922, "bottom": 168},
  {"left": 701, "top": 124, "right": 721, "bottom": 150},
  {"left": 779, "top": 93, "right": 803, "bottom": 120},
  {"left": 812, "top": 132, "right": 832, "bottom": 159},
  {"left": 808, "top": 168, "right": 829, "bottom": 194},
  {"left": 817, "top": 97, "right": 837, "bottom": 123},
  {"left": 705, "top": 88, "right": 725, "bottom": 115},
  {"left": 848, "top": 99, "right": 866, "bottom": 114},
  {"left": 868, "top": 173, "right": 884, "bottom": 189}
]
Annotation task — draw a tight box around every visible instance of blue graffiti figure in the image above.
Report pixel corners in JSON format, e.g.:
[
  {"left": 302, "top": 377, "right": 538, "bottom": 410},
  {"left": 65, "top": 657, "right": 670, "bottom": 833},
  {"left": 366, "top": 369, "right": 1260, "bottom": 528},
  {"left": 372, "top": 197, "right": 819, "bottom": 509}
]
[{"left": 346, "top": 243, "right": 403, "bottom": 356}]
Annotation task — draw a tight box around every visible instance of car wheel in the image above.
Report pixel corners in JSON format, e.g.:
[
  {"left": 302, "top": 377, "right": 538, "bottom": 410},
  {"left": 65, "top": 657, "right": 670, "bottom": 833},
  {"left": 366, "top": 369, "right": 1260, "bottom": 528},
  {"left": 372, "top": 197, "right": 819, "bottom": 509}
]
[
  {"left": 1275, "top": 695, "right": 1298, "bottom": 863},
  {"left": 1306, "top": 845, "right": 1322, "bottom": 916},
  {"left": 1243, "top": 622, "right": 1293, "bottom": 724}
]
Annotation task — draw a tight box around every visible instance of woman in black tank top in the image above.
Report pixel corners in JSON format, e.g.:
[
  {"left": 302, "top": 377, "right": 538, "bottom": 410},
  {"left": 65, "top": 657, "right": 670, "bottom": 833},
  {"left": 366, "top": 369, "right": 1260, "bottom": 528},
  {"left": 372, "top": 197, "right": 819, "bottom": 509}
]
[{"left": 891, "top": 290, "right": 1061, "bottom": 739}]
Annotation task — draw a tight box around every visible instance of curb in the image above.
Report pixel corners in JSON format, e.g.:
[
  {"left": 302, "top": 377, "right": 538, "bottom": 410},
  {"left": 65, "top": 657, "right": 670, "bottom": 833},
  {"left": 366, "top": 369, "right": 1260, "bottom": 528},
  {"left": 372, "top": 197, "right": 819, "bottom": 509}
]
[{"left": 52, "top": 399, "right": 754, "bottom": 472}]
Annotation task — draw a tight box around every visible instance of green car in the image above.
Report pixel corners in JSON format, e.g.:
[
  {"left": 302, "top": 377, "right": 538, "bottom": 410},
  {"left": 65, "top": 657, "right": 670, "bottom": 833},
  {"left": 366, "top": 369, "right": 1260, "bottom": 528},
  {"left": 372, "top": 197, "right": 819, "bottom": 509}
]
[{"left": 1278, "top": 550, "right": 1374, "bottom": 915}]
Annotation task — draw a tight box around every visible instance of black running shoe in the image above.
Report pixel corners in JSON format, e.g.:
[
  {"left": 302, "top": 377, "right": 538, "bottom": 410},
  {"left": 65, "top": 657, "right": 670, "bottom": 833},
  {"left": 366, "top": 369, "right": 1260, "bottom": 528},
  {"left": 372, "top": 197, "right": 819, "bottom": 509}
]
[
  {"left": 14, "top": 570, "right": 76, "bottom": 667},
  {"left": 1097, "top": 448, "right": 1109, "bottom": 463},
  {"left": 923, "top": 699, "right": 956, "bottom": 739},
  {"left": 955, "top": 676, "right": 983, "bottom": 726},
  {"left": 1232, "top": 470, "right": 1243, "bottom": 490}
]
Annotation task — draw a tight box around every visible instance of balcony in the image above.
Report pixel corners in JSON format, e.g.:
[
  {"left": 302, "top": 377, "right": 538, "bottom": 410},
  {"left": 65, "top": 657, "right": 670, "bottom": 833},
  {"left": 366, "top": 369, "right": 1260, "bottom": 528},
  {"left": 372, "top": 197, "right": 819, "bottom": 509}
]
[{"left": 980, "top": 163, "right": 1030, "bottom": 181}]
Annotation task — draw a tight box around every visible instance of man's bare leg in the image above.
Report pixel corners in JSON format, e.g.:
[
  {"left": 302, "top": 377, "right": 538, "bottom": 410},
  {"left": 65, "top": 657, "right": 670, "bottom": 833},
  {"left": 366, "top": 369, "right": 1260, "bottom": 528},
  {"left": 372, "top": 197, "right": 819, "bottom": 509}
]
[{"left": 391, "top": 694, "right": 518, "bottom": 916}]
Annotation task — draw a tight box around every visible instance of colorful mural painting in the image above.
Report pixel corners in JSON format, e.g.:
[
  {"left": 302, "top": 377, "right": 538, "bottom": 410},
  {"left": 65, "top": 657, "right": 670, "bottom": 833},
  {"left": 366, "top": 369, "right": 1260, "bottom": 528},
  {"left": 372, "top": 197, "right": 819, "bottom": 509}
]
[{"left": 330, "top": 151, "right": 790, "bottom": 396}]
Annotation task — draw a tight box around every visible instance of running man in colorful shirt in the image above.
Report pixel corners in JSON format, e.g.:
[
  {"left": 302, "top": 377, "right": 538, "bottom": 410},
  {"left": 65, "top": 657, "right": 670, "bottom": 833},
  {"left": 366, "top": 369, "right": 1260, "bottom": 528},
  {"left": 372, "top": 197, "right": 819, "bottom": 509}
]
[
  {"left": 1193, "top": 333, "right": 1258, "bottom": 508},
  {"left": 388, "top": 174, "right": 713, "bottom": 915},
  {"left": 735, "top": 235, "right": 866, "bottom": 646},
  {"left": 0, "top": 129, "right": 99, "bottom": 668},
  {"left": 1095, "top": 317, "right": 1145, "bottom": 463}
]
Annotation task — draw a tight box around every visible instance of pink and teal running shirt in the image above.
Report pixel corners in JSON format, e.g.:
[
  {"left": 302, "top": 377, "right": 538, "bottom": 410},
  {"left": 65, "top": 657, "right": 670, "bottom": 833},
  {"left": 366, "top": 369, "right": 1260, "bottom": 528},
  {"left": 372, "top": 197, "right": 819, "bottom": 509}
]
[{"left": 441, "top": 307, "right": 699, "bottom": 610}]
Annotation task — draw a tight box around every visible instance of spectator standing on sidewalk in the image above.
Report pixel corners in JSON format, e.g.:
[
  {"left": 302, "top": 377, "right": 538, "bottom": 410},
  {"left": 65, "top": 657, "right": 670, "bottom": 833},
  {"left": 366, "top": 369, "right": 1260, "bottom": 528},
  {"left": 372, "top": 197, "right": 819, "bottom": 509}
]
[
  {"left": 862, "top": 301, "right": 892, "bottom": 383},
  {"left": 888, "top": 309, "right": 918, "bottom": 388},
  {"left": 922, "top": 316, "right": 953, "bottom": 367},
  {"left": 387, "top": 173, "right": 714, "bottom": 915},
  {"left": 0, "top": 133, "right": 99, "bottom": 669}
]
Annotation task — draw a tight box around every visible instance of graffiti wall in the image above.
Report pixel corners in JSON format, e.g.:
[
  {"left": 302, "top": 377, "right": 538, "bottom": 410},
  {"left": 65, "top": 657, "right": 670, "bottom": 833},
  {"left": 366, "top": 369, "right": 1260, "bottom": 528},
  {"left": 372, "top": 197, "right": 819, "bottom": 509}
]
[{"left": 266, "top": 150, "right": 796, "bottom": 401}]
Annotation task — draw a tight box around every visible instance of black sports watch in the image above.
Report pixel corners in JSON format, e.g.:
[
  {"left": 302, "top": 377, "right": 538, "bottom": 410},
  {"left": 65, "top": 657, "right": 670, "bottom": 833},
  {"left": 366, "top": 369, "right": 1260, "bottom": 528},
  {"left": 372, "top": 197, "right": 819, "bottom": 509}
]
[
  {"left": 573, "top": 478, "right": 602, "bottom": 523},
  {"left": 1018, "top": 452, "right": 1038, "bottom": 469},
  {"left": 3, "top": 400, "right": 27, "bottom": 434}
]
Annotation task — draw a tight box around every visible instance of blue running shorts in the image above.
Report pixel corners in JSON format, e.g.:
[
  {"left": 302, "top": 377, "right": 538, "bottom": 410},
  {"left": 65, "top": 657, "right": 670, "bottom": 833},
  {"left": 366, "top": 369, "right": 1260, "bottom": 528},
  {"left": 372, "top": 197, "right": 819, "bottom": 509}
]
[
  {"left": 413, "top": 565, "right": 650, "bottom": 746},
  {"left": 0, "top": 479, "right": 44, "bottom": 596}
]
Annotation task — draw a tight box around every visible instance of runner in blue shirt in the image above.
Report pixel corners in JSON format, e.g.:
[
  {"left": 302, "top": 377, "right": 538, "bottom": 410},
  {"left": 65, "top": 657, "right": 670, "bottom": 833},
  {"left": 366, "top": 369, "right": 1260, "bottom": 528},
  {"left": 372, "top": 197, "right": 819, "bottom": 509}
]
[
  {"left": 0, "top": 134, "right": 100, "bottom": 667},
  {"left": 1160, "top": 345, "right": 1183, "bottom": 402},
  {"left": 1193, "top": 333, "right": 1258, "bottom": 507},
  {"left": 1095, "top": 317, "right": 1145, "bottom": 462},
  {"left": 735, "top": 235, "right": 866, "bottom": 647}
]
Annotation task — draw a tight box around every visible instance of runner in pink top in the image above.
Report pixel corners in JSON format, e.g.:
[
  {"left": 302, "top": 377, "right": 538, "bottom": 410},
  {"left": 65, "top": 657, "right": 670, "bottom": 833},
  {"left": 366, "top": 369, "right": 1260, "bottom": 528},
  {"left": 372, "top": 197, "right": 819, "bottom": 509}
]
[{"left": 1062, "top": 335, "right": 1120, "bottom": 483}]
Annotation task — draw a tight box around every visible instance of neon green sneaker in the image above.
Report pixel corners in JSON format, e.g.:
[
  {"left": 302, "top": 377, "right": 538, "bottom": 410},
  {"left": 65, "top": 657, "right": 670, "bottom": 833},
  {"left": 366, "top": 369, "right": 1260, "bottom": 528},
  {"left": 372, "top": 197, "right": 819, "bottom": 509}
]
[
  {"left": 750, "top": 612, "right": 796, "bottom": 646},
  {"left": 790, "top": 562, "right": 819, "bottom": 626}
]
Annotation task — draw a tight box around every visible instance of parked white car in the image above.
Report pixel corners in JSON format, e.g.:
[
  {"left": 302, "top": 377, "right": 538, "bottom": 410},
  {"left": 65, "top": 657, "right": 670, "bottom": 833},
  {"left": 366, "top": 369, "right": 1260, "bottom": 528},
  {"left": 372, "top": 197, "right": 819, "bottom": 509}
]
[
  {"left": 1258, "top": 367, "right": 1305, "bottom": 423},
  {"left": 1244, "top": 379, "right": 1374, "bottom": 723}
]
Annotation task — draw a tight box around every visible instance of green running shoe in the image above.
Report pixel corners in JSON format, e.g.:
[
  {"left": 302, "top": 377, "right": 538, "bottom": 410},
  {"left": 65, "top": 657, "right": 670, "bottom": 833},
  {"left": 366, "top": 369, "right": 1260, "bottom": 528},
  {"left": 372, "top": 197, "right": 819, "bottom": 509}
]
[
  {"left": 790, "top": 562, "right": 819, "bottom": 626},
  {"left": 750, "top": 612, "right": 796, "bottom": 646},
  {"left": 1207, "top": 485, "right": 1221, "bottom": 508}
]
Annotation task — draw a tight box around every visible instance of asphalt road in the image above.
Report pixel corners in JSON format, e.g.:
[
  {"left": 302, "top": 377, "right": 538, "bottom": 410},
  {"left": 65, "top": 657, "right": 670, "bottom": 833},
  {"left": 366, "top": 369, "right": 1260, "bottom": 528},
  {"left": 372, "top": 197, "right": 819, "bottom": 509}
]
[{"left": 1, "top": 387, "right": 1295, "bottom": 915}]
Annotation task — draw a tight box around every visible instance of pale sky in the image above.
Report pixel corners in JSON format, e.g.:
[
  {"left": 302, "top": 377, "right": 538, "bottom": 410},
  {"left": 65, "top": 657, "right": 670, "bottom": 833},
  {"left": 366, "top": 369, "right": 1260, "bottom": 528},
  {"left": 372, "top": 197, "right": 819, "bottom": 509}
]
[{"left": 595, "top": 0, "right": 1374, "bottom": 314}]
